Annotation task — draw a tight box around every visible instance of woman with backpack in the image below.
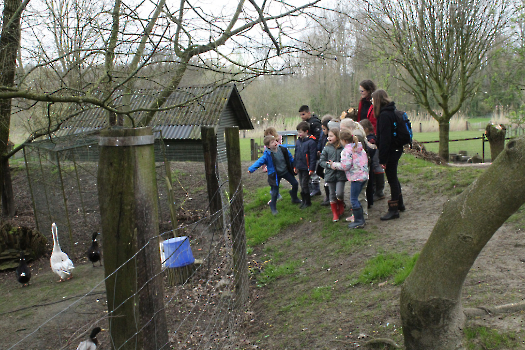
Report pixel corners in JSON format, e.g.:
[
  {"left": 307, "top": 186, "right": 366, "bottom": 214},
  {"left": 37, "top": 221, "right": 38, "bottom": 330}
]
[{"left": 372, "top": 89, "right": 405, "bottom": 220}]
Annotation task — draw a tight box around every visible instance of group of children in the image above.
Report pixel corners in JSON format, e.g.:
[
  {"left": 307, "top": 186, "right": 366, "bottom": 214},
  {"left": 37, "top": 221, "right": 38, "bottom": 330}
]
[{"left": 248, "top": 110, "right": 384, "bottom": 229}]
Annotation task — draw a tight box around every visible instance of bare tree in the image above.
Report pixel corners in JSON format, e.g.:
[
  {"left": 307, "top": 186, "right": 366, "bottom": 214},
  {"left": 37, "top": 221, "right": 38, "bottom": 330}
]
[
  {"left": 0, "top": 0, "right": 28, "bottom": 216},
  {"left": 400, "top": 136, "right": 525, "bottom": 349},
  {"left": 361, "top": 0, "right": 512, "bottom": 160},
  {"left": 0, "top": 0, "right": 330, "bottom": 214}
]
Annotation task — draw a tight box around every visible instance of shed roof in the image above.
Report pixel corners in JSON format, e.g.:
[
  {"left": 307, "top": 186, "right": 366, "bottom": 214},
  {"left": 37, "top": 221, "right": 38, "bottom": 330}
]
[{"left": 55, "top": 84, "right": 253, "bottom": 140}]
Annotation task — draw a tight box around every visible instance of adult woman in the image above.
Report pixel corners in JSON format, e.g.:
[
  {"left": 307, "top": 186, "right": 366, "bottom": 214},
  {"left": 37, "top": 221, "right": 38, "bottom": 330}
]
[
  {"left": 357, "top": 80, "right": 377, "bottom": 131},
  {"left": 372, "top": 89, "right": 404, "bottom": 220}
]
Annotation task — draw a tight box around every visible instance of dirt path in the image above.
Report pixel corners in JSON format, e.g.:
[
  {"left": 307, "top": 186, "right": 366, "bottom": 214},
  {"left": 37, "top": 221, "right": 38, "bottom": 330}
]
[{"left": 245, "top": 178, "right": 525, "bottom": 349}]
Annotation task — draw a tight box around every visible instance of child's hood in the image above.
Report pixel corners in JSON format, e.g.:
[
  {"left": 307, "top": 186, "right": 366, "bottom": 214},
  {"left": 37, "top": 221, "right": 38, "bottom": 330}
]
[{"left": 345, "top": 142, "right": 364, "bottom": 153}]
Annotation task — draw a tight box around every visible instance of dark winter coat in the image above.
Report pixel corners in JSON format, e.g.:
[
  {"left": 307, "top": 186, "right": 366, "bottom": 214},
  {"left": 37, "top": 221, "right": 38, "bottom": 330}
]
[
  {"left": 317, "top": 129, "right": 328, "bottom": 153},
  {"left": 248, "top": 146, "right": 295, "bottom": 186},
  {"left": 294, "top": 135, "right": 317, "bottom": 172},
  {"left": 319, "top": 143, "right": 347, "bottom": 182},
  {"left": 366, "top": 133, "right": 383, "bottom": 174},
  {"left": 306, "top": 114, "right": 322, "bottom": 143},
  {"left": 376, "top": 101, "right": 402, "bottom": 165},
  {"left": 358, "top": 98, "right": 377, "bottom": 131}
]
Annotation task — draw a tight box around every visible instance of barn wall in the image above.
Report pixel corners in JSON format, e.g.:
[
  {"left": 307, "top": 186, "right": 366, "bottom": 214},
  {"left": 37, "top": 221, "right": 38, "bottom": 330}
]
[
  {"left": 217, "top": 103, "right": 238, "bottom": 163},
  {"left": 154, "top": 140, "right": 204, "bottom": 162}
]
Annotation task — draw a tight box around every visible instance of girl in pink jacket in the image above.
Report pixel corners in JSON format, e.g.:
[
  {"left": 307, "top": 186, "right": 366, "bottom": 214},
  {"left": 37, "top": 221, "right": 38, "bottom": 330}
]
[{"left": 329, "top": 129, "right": 369, "bottom": 229}]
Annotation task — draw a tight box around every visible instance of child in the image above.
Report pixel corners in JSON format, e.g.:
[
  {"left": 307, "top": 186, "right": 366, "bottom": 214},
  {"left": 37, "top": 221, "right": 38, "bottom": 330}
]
[
  {"left": 340, "top": 118, "right": 375, "bottom": 219},
  {"left": 328, "top": 129, "right": 369, "bottom": 229},
  {"left": 294, "top": 121, "right": 318, "bottom": 209},
  {"left": 319, "top": 128, "right": 347, "bottom": 222},
  {"left": 359, "top": 119, "right": 386, "bottom": 208},
  {"left": 263, "top": 127, "right": 283, "bottom": 203},
  {"left": 319, "top": 115, "right": 333, "bottom": 206},
  {"left": 248, "top": 135, "right": 302, "bottom": 215}
]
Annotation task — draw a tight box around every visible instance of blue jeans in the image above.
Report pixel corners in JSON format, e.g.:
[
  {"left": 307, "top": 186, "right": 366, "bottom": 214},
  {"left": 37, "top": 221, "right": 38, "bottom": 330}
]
[
  {"left": 270, "top": 171, "right": 299, "bottom": 201},
  {"left": 350, "top": 180, "right": 367, "bottom": 209}
]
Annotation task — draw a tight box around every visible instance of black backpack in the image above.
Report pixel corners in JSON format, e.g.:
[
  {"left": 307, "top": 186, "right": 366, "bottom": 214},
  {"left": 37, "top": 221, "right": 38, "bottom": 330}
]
[{"left": 392, "top": 110, "right": 413, "bottom": 148}]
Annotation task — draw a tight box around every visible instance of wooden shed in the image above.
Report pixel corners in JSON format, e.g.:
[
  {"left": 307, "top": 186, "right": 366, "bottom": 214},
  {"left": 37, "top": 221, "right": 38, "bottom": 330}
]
[{"left": 47, "top": 84, "right": 253, "bottom": 161}]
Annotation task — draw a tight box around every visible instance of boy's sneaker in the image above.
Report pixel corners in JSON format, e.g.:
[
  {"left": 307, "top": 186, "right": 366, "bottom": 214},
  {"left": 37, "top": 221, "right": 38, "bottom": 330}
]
[{"left": 345, "top": 215, "right": 354, "bottom": 222}]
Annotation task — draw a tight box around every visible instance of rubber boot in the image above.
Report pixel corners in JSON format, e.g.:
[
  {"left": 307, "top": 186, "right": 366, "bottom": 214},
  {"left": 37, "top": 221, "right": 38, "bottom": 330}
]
[
  {"left": 348, "top": 206, "right": 365, "bottom": 229},
  {"left": 398, "top": 194, "right": 406, "bottom": 212},
  {"left": 269, "top": 193, "right": 278, "bottom": 215},
  {"left": 380, "top": 200, "right": 400, "bottom": 221},
  {"left": 300, "top": 192, "right": 307, "bottom": 209},
  {"left": 330, "top": 202, "right": 339, "bottom": 222},
  {"left": 337, "top": 199, "right": 345, "bottom": 216},
  {"left": 310, "top": 181, "right": 321, "bottom": 196},
  {"left": 290, "top": 190, "right": 302, "bottom": 204},
  {"left": 301, "top": 192, "right": 312, "bottom": 209},
  {"left": 374, "top": 173, "right": 386, "bottom": 200},
  {"left": 321, "top": 185, "right": 330, "bottom": 206}
]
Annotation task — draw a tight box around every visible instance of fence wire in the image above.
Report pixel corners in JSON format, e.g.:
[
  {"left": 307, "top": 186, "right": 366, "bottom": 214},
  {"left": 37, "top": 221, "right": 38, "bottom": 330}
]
[{"left": 6, "top": 134, "right": 249, "bottom": 350}]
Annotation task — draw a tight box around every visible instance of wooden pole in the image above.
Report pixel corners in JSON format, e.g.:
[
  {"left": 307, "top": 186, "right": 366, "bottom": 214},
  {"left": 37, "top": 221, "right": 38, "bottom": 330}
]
[
  {"left": 98, "top": 127, "right": 168, "bottom": 350},
  {"left": 201, "top": 127, "right": 223, "bottom": 218},
  {"left": 250, "top": 139, "right": 256, "bottom": 160},
  {"left": 225, "top": 127, "right": 248, "bottom": 308}
]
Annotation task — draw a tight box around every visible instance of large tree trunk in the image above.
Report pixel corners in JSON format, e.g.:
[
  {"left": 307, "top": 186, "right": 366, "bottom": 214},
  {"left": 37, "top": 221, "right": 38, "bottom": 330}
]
[
  {"left": 0, "top": 0, "right": 22, "bottom": 217},
  {"left": 438, "top": 120, "right": 450, "bottom": 161},
  {"left": 400, "top": 136, "right": 525, "bottom": 350}
]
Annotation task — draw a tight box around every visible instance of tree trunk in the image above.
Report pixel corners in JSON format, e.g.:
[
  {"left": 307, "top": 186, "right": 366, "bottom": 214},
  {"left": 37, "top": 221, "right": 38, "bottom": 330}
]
[
  {"left": 2, "top": 158, "right": 15, "bottom": 216},
  {"left": 400, "top": 136, "right": 525, "bottom": 350},
  {"left": 0, "top": 0, "right": 22, "bottom": 217},
  {"left": 485, "top": 123, "right": 506, "bottom": 161},
  {"left": 98, "top": 127, "right": 168, "bottom": 350},
  {"left": 438, "top": 120, "right": 450, "bottom": 161}
]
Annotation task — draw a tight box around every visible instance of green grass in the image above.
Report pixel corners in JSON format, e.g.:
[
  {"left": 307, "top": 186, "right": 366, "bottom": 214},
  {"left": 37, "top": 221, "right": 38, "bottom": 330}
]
[
  {"left": 464, "top": 326, "right": 520, "bottom": 350},
  {"left": 244, "top": 186, "right": 309, "bottom": 246},
  {"left": 398, "top": 155, "right": 485, "bottom": 195},
  {"left": 356, "top": 252, "right": 419, "bottom": 285},
  {"left": 255, "top": 259, "right": 302, "bottom": 286}
]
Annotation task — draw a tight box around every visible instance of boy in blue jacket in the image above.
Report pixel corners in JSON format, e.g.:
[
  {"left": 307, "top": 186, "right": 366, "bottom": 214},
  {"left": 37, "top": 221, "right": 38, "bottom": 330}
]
[
  {"left": 248, "top": 135, "right": 302, "bottom": 215},
  {"left": 295, "top": 121, "right": 318, "bottom": 208}
]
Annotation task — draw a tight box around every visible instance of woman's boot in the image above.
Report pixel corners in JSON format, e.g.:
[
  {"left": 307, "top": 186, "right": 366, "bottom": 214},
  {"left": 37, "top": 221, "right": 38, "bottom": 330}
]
[
  {"left": 330, "top": 202, "right": 339, "bottom": 222},
  {"left": 380, "top": 200, "right": 399, "bottom": 220},
  {"left": 398, "top": 194, "right": 405, "bottom": 212},
  {"left": 348, "top": 207, "right": 365, "bottom": 229}
]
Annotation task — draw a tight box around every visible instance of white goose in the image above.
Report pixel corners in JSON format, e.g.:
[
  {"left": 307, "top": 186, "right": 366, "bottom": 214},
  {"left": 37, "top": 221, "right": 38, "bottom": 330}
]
[{"left": 50, "top": 223, "right": 75, "bottom": 281}]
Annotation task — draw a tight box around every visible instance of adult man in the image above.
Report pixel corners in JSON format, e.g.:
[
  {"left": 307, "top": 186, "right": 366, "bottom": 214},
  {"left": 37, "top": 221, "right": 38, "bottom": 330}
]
[{"left": 298, "top": 105, "right": 322, "bottom": 196}]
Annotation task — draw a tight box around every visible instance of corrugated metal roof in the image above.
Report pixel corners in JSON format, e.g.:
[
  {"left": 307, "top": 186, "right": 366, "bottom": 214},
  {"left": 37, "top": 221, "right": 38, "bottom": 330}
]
[{"left": 54, "top": 84, "right": 253, "bottom": 140}]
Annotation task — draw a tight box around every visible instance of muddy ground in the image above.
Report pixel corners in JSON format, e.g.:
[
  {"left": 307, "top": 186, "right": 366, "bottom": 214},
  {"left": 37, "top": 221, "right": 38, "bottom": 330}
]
[{"left": 1, "top": 158, "right": 524, "bottom": 349}]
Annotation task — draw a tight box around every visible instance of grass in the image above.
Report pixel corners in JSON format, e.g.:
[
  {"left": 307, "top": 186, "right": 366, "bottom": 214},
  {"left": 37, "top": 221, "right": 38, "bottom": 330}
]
[
  {"left": 244, "top": 186, "right": 309, "bottom": 246},
  {"left": 356, "top": 252, "right": 420, "bottom": 285},
  {"left": 398, "top": 155, "right": 485, "bottom": 195},
  {"left": 464, "top": 326, "right": 520, "bottom": 350}
]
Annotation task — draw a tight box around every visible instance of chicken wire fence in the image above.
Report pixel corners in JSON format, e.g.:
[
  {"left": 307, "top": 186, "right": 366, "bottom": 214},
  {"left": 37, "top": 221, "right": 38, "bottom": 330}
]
[{"left": 7, "top": 131, "right": 250, "bottom": 349}]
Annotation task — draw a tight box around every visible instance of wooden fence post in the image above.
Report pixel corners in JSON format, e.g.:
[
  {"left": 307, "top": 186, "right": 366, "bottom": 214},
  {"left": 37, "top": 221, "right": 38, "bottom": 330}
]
[
  {"left": 98, "top": 127, "right": 168, "bottom": 350},
  {"left": 250, "top": 139, "right": 256, "bottom": 160},
  {"left": 225, "top": 127, "right": 248, "bottom": 308},
  {"left": 202, "top": 126, "right": 223, "bottom": 219}
]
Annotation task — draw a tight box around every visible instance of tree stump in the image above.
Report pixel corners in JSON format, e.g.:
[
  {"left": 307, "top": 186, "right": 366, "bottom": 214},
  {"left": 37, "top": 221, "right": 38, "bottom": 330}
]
[
  {"left": 485, "top": 123, "right": 506, "bottom": 161},
  {"left": 166, "top": 259, "right": 202, "bottom": 286}
]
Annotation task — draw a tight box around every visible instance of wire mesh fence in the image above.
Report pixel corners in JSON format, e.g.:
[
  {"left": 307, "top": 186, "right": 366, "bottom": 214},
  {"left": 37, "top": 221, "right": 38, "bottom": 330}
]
[{"left": 5, "top": 130, "right": 249, "bottom": 350}]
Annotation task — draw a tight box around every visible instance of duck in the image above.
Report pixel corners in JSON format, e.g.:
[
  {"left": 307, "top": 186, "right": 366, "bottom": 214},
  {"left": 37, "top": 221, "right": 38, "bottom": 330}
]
[
  {"left": 16, "top": 251, "right": 31, "bottom": 286},
  {"left": 50, "top": 223, "right": 75, "bottom": 281},
  {"left": 76, "top": 327, "right": 102, "bottom": 350},
  {"left": 87, "top": 232, "right": 102, "bottom": 267}
]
